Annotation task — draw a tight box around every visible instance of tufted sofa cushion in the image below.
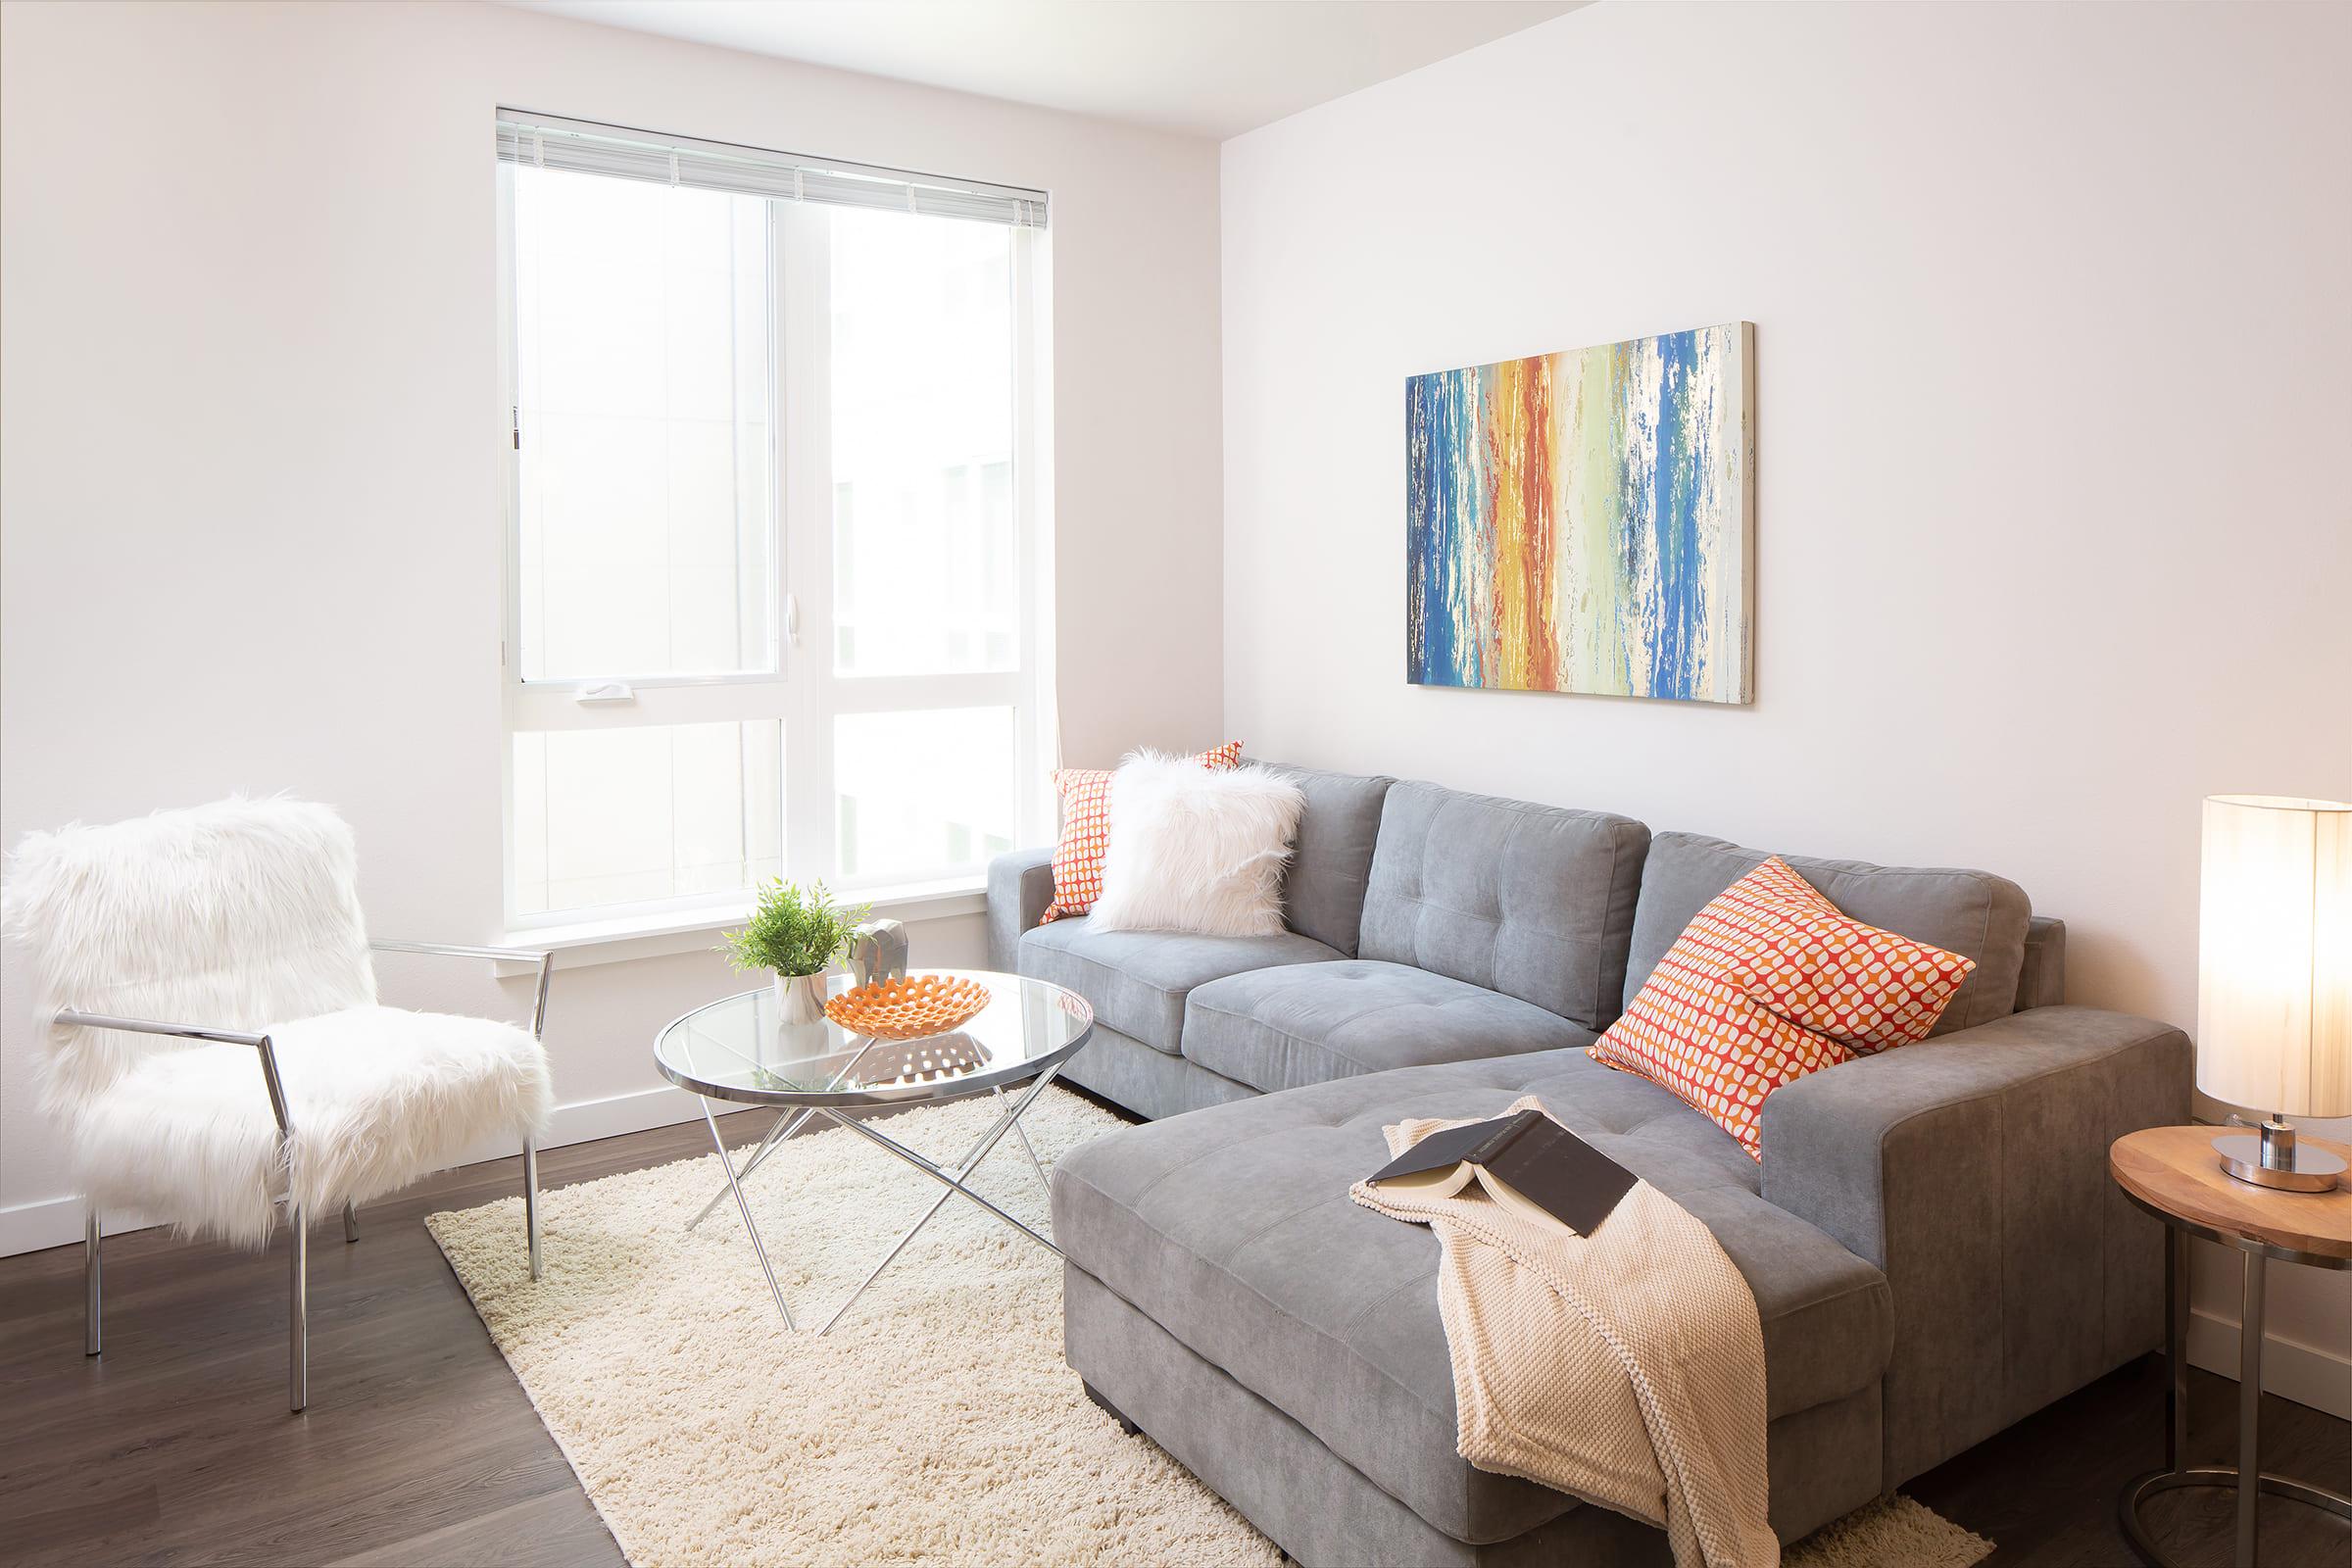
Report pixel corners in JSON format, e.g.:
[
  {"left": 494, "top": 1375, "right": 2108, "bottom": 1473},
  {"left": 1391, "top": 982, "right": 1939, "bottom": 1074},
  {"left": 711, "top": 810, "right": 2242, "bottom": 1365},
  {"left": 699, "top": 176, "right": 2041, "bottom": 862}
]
[
  {"left": 1183, "top": 960, "right": 1593, "bottom": 1095},
  {"left": 1357, "top": 782, "right": 1650, "bottom": 1031},
  {"left": 1052, "top": 1050, "right": 1894, "bottom": 1546},
  {"left": 1018, "top": 918, "right": 1343, "bottom": 1054}
]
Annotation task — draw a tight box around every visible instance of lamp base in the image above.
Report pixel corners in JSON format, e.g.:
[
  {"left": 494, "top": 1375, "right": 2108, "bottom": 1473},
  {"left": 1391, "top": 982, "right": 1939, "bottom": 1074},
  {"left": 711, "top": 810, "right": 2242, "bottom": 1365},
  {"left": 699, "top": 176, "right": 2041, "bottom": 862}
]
[{"left": 2213, "top": 1132, "right": 2346, "bottom": 1194}]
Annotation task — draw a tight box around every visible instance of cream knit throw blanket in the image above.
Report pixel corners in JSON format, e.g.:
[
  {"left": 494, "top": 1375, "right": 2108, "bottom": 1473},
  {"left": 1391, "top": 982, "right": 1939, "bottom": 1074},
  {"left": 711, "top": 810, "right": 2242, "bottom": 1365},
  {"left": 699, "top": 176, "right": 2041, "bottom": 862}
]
[{"left": 1349, "top": 1096, "right": 1777, "bottom": 1568}]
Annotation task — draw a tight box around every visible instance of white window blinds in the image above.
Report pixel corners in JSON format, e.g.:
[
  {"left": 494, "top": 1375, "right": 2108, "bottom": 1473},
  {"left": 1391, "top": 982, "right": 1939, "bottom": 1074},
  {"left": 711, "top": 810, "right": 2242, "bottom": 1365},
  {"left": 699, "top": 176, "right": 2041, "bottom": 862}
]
[{"left": 495, "top": 110, "right": 1049, "bottom": 229}]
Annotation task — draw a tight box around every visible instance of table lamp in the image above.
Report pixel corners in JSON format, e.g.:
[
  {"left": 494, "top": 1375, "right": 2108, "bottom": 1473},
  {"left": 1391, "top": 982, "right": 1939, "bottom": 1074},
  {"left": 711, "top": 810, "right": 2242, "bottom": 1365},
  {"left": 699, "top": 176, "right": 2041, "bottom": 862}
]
[{"left": 2196, "top": 794, "right": 2351, "bottom": 1191}]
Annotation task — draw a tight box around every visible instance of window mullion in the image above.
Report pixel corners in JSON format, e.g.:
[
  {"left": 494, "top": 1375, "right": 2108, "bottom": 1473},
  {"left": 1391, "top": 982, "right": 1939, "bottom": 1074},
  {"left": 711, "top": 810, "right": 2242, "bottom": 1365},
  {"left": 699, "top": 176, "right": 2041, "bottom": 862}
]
[
  {"left": 777, "top": 204, "right": 834, "bottom": 885},
  {"left": 1010, "top": 226, "right": 1054, "bottom": 846},
  {"left": 497, "top": 163, "right": 525, "bottom": 928},
  {"left": 510, "top": 681, "right": 793, "bottom": 733}
]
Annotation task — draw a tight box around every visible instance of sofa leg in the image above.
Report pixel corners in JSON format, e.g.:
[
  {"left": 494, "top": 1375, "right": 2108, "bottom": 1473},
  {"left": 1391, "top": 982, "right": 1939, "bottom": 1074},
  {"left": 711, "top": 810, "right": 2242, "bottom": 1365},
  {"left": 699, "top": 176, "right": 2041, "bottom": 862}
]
[
  {"left": 343, "top": 1200, "right": 359, "bottom": 1245},
  {"left": 1085, "top": 1381, "right": 1140, "bottom": 1436}
]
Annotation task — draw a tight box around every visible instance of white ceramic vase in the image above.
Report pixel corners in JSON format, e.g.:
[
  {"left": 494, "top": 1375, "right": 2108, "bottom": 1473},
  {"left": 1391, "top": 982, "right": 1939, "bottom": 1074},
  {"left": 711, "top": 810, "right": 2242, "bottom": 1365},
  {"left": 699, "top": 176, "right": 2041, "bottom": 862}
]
[{"left": 772, "top": 970, "right": 828, "bottom": 1027}]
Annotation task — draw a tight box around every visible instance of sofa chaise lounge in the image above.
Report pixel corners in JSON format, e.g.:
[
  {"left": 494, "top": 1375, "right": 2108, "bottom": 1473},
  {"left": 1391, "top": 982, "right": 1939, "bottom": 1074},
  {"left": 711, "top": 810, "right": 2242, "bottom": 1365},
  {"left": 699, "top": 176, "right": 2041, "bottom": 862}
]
[{"left": 986, "top": 763, "right": 2191, "bottom": 1566}]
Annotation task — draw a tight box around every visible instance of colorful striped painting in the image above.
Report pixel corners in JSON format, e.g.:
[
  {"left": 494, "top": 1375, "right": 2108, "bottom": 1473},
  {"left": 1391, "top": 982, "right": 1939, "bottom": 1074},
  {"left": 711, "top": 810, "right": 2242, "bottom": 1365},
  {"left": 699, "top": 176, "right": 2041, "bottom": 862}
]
[{"left": 1406, "top": 322, "right": 1754, "bottom": 704}]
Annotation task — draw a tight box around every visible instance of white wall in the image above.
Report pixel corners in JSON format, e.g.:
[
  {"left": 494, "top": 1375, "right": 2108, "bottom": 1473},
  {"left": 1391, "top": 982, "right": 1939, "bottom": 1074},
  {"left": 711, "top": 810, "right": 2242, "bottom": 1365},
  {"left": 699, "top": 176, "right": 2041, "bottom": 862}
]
[
  {"left": 1221, "top": 2, "right": 2350, "bottom": 1409},
  {"left": 0, "top": 0, "right": 1222, "bottom": 1250}
]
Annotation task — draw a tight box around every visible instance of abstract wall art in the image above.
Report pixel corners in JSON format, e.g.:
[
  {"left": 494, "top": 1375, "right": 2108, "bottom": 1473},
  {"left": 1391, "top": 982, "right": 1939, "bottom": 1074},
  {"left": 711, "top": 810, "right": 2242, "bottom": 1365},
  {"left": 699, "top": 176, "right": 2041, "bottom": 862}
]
[{"left": 1406, "top": 321, "right": 1754, "bottom": 704}]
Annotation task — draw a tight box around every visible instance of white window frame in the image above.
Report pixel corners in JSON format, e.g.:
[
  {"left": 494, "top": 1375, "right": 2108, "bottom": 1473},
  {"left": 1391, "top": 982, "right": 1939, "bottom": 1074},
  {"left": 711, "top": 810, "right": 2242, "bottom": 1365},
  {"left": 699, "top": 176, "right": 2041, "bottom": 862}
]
[{"left": 495, "top": 161, "right": 1054, "bottom": 936}]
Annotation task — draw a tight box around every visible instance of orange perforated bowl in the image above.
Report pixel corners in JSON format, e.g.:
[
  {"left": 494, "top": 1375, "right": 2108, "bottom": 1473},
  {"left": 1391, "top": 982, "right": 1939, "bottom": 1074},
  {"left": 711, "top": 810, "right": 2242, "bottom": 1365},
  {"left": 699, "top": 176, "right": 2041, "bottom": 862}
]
[{"left": 824, "top": 973, "right": 992, "bottom": 1041}]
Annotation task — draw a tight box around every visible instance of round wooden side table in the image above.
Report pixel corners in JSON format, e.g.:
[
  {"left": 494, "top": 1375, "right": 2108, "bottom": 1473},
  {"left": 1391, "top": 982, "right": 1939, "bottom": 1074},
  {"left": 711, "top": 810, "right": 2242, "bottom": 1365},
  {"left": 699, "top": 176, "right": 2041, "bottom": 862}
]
[{"left": 2108, "top": 1125, "right": 2352, "bottom": 1568}]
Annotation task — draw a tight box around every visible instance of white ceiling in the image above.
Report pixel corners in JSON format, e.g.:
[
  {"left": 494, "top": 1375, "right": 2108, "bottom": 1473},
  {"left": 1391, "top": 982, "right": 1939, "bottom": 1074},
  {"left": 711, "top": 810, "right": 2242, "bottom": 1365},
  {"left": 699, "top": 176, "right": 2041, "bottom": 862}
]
[{"left": 504, "top": 1, "right": 1586, "bottom": 139}]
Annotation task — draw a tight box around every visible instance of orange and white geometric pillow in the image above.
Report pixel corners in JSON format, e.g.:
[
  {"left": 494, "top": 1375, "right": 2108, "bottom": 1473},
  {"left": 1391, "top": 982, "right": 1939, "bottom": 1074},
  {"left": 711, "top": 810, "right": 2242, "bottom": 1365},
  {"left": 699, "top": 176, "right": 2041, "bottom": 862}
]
[
  {"left": 1716, "top": 857, "right": 1977, "bottom": 1054},
  {"left": 1038, "top": 741, "right": 1243, "bottom": 924},
  {"left": 1590, "top": 858, "right": 1975, "bottom": 1158}
]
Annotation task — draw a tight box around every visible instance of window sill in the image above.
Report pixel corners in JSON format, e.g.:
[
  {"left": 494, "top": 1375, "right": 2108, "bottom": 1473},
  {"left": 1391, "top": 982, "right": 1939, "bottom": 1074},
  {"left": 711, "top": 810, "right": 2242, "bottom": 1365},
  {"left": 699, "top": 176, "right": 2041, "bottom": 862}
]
[{"left": 489, "top": 877, "right": 990, "bottom": 975}]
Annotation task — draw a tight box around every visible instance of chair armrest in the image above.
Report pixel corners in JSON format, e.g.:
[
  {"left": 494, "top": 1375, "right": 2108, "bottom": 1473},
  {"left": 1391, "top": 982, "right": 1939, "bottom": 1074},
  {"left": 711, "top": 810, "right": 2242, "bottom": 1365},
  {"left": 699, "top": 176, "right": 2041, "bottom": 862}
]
[
  {"left": 370, "top": 938, "right": 551, "bottom": 962},
  {"left": 986, "top": 847, "right": 1056, "bottom": 972},
  {"left": 1758, "top": 1004, "right": 2191, "bottom": 1484},
  {"left": 369, "top": 938, "right": 555, "bottom": 1040},
  {"left": 53, "top": 1008, "right": 291, "bottom": 1131}
]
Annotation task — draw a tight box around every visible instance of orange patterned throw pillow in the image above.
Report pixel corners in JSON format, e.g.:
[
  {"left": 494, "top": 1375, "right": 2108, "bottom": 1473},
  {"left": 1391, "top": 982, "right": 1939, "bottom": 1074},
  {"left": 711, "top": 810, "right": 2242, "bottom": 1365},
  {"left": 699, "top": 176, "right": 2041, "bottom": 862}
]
[
  {"left": 1591, "top": 858, "right": 1976, "bottom": 1157},
  {"left": 1719, "top": 858, "right": 1979, "bottom": 1054},
  {"left": 1038, "top": 741, "right": 1243, "bottom": 923}
]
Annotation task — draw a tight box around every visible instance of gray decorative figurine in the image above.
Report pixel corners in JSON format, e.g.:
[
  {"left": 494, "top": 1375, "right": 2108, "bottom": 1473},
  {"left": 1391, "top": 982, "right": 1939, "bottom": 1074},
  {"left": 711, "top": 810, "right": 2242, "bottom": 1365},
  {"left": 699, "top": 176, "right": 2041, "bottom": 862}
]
[{"left": 849, "top": 918, "right": 908, "bottom": 986}]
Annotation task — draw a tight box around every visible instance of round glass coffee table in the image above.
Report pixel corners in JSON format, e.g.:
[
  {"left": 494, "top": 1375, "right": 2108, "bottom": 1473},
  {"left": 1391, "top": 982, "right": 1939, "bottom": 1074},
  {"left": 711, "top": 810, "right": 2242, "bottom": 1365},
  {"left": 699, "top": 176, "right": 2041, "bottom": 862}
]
[{"left": 654, "top": 968, "right": 1094, "bottom": 1334}]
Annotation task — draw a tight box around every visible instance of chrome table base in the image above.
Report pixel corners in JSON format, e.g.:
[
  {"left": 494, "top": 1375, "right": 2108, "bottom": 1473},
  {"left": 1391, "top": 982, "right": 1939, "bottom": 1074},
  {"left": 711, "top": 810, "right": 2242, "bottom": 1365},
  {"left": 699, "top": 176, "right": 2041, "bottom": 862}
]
[
  {"left": 2213, "top": 1128, "right": 2348, "bottom": 1195},
  {"left": 693, "top": 1062, "right": 1065, "bottom": 1335},
  {"left": 2119, "top": 1225, "right": 2352, "bottom": 1567},
  {"left": 685, "top": 1027, "right": 894, "bottom": 1235}
]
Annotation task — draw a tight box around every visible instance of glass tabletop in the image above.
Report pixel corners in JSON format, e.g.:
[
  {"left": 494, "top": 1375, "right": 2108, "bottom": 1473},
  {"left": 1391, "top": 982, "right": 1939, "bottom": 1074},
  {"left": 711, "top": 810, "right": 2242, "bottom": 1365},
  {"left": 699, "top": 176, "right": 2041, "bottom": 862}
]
[{"left": 653, "top": 968, "right": 1095, "bottom": 1107}]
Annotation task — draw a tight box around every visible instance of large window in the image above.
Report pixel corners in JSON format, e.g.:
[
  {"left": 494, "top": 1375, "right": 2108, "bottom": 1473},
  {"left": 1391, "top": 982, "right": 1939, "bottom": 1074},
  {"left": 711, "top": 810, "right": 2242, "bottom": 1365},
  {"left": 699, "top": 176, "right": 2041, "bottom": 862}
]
[{"left": 497, "top": 114, "right": 1052, "bottom": 924}]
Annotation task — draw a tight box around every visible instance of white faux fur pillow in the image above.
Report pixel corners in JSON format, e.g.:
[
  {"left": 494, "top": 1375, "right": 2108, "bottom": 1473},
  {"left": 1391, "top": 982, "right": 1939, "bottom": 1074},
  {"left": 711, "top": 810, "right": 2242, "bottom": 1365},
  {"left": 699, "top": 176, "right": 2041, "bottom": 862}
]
[{"left": 1089, "top": 754, "right": 1305, "bottom": 938}]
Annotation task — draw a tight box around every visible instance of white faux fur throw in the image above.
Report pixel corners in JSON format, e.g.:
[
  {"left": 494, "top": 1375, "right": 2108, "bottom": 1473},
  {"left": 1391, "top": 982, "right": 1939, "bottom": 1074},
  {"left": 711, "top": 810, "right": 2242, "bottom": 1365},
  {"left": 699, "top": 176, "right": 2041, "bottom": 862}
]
[
  {"left": 1089, "top": 755, "right": 1304, "bottom": 937},
  {"left": 4, "top": 797, "right": 552, "bottom": 1247}
]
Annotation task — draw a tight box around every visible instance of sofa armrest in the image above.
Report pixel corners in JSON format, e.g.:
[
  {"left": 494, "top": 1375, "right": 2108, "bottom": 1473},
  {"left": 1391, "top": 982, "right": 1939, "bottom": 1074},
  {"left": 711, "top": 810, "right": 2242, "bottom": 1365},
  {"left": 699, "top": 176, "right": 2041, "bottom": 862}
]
[
  {"left": 1759, "top": 1004, "right": 2190, "bottom": 1486},
  {"left": 987, "top": 847, "right": 1056, "bottom": 972}
]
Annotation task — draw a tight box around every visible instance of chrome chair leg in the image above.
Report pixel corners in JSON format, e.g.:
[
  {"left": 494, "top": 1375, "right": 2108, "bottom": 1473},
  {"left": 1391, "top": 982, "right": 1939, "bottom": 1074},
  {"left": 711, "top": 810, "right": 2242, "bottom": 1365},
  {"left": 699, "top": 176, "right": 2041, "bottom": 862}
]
[
  {"left": 342, "top": 1200, "right": 359, "bottom": 1244},
  {"left": 288, "top": 1201, "right": 308, "bottom": 1412},
  {"left": 84, "top": 1205, "right": 101, "bottom": 1357},
  {"left": 523, "top": 1138, "right": 542, "bottom": 1281}
]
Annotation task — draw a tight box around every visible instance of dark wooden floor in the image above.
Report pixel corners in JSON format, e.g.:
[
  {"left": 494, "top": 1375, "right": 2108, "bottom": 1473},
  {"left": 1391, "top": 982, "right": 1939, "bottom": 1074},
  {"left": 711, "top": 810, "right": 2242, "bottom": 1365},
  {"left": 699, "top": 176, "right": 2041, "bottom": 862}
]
[
  {"left": 1908, "top": 1356, "right": 2350, "bottom": 1567},
  {"left": 2, "top": 1115, "right": 2346, "bottom": 1567}
]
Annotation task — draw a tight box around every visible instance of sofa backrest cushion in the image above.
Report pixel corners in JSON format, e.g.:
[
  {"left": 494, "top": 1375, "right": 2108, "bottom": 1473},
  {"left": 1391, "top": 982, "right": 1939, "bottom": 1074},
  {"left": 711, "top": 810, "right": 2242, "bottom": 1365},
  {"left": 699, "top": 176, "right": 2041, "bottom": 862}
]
[
  {"left": 1625, "top": 832, "right": 2033, "bottom": 1036},
  {"left": 1250, "top": 761, "right": 1394, "bottom": 957},
  {"left": 1358, "top": 781, "right": 1650, "bottom": 1029}
]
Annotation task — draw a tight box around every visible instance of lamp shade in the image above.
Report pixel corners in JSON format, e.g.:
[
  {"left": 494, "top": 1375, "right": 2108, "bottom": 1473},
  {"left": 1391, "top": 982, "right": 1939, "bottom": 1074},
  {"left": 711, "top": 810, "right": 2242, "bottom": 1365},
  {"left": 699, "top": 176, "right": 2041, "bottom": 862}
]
[{"left": 2196, "top": 794, "right": 2352, "bottom": 1117}]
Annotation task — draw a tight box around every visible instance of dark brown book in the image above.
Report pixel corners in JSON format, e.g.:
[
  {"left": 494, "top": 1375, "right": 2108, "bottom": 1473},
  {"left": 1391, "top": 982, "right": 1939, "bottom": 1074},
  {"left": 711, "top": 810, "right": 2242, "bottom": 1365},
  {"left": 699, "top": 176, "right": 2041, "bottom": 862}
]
[{"left": 1367, "top": 1107, "right": 1637, "bottom": 1237}]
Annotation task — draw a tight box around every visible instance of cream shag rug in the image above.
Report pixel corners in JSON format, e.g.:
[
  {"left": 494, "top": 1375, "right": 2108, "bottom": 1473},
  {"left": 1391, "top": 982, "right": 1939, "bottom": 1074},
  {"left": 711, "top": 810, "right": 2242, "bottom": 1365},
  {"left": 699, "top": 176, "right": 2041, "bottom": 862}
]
[{"left": 428, "top": 1088, "right": 1991, "bottom": 1568}]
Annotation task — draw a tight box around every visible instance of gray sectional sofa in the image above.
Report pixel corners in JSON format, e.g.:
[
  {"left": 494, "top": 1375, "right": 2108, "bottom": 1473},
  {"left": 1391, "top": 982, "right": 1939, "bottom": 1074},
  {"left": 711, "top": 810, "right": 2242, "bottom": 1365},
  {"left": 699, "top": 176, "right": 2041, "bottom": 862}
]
[{"left": 986, "top": 763, "right": 2192, "bottom": 1567}]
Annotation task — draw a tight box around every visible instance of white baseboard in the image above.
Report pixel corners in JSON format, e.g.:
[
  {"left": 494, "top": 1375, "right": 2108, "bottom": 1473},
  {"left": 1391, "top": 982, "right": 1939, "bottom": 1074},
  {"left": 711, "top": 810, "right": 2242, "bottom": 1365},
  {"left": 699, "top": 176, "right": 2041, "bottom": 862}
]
[
  {"left": 0, "top": 1082, "right": 759, "bottom": 1259},
  {"left": 0, "top": 1201, "right": 157, "bottom": 1255},
  {"left": 2187, "top": 1306, "right": 2352, "bottom": 1421}
]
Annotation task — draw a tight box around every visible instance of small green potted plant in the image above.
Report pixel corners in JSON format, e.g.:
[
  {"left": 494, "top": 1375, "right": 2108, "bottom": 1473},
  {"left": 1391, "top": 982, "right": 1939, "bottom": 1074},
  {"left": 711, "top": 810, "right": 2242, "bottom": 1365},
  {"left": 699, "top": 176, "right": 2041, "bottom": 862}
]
[{"left": 720, "top": 879, "right": 869, "bottom": 1026}]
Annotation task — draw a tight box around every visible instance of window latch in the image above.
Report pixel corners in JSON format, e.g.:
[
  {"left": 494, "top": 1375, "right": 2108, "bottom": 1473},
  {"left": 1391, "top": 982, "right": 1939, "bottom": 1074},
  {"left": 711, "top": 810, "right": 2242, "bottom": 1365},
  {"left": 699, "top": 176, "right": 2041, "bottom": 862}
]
[
  {"left": 784, "top": 593, "right": 801, "bottom": 646},
  {"left": 574, "top": 681, "right": 634, "bottom": 705}
]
